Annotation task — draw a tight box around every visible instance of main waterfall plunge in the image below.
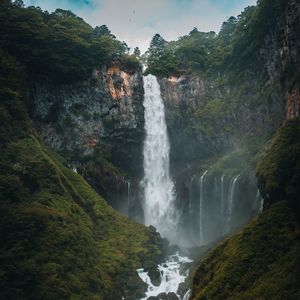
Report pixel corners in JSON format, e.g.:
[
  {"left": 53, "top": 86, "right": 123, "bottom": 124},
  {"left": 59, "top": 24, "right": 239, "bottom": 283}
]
[
  {"left": 142, "top": 74, "right": 177, "bottom": 241},
  {"left": 139, "top": 75, "right": 190, "bottom": 299}
]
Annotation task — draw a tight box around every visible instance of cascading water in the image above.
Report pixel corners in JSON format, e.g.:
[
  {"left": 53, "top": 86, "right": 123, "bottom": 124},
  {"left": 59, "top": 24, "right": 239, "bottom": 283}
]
[
  {"left": 142, "top": 74, "right": 177, "bottom": 240},
  {"left": 199, "top": 170, "right": 208, "bottom": 245},
  {"left": 255, "top": 189, "right": 264, "bottom": 213},
  {"left": 137, "top": 253, "right": 192, "bottom": 300},
  {"left": 227, "top": 175, "right": 240, "bottom": 232},
  {"left": 220, "top": 174, "right": 225, "bottom": 234},
  {"left": 183, "top": 289, "right": 191, "bottom": 300}
]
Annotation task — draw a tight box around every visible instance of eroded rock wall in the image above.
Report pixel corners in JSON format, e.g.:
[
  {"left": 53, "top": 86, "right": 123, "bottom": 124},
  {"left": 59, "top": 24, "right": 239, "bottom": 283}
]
[{"left": 31, "top": 65, "right": 144, "bottom": 176}]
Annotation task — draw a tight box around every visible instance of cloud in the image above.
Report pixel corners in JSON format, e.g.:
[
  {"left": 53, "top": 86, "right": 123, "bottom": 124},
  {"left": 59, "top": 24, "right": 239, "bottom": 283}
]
[{"left": 24, "top": 0, "right": 257, "bottom": 52}]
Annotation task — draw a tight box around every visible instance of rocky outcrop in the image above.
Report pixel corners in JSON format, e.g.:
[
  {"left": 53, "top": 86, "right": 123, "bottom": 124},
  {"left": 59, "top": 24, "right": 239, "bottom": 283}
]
[
  {"left": 286, "top": 88, "right": 300, "bottom": 119},
  {"left": 158, "top": 75, "right": 221, "bottom": 165},
  {"left": 31, "top": 65, "right": 144, "bottom": 177}
]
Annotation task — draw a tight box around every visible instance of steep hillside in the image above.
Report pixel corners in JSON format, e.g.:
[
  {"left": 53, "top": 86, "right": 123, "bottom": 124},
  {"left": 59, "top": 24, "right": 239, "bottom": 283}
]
[
  {"left": 0, "top": 10, "right": 166, "bottom": 300},
  {"left": 0, "top": 1, "right": 144, "bottom": 214},
  {"left": 190, "top": 202, "right": 300, "bottom": 300}
]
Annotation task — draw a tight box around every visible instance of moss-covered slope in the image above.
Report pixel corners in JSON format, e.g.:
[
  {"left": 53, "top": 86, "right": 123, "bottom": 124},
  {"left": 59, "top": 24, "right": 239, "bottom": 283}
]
[
  {"left": 0, "top": 50, "right": 165, "bottom": 300},
  {"left": 257, "top": 119, "right": 300, "bottom": 215},
  {"left": 190, "top": 202, "right": 299, "bottom": 300}
]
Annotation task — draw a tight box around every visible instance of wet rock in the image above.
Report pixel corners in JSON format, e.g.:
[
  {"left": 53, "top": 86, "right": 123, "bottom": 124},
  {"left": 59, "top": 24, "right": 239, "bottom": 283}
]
[
  {"left": 179, "top": 262, "right": 192, "bottom": 275},
  {"left": 145, "top": 267, "right": 161, "bottom": 286},
  {"left": 166, "top": 292, "right": 179, "bottom": 300},
  {"left": 157, "top": 292, "right": 168, "bottom": 299}
]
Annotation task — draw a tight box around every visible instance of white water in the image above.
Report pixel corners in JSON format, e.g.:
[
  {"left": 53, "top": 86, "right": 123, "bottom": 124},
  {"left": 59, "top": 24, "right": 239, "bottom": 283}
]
[
  {"left": 255, "top": 189, "right": 264, "bottom": 213},
  {"left": 142, "top": 74, "right": 177, "bottom": 240},
  {"left": 199, "top": 170, "right": 208, "bottom": 245},
  {"left": 227, "top": 175, "right": 240, "bottom": 232},
  {"left": 137, "top": 253, "right": 192, "bottom": 300},
  {"left": 182, "top": 289, "right": 191, "bottom": 300}
]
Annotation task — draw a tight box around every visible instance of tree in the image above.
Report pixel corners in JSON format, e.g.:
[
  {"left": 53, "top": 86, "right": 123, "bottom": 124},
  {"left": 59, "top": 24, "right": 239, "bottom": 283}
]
[
  {"left": 93, "top": 25, "right": 115, "bottom": 38},
  {"left": 219, "top": 16, "right": 237, "bottom": 45},
  {"left": 13, "top": 0, "right": 24, "bottom": 7},
  {"left": 133, "top": 47, "right": 141, "bottom": 57},
  {"left": 149, "top": 33, "right": 166, "bottom": 58}
]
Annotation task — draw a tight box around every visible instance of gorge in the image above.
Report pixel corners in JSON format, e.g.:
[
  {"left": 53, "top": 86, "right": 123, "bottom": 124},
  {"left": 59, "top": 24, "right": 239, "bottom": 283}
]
[{"left": 0, "top": 0, "right": 299, "bottom": 299}]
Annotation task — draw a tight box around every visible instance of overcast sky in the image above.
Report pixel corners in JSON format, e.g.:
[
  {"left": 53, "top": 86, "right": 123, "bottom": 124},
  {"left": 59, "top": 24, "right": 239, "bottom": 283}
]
[{"left": 24, "top": 0, "right": 257, "bottom": 52}]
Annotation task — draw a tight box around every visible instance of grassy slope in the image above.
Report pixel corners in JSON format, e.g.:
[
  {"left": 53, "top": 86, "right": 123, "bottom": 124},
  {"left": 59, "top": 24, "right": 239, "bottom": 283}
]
[
  {"left": 0, "top": 51, "right": 164, "bottom": 300},
  {"left": 190, "top": 119, "right": 300, "bottom": 300},
  {"left": 0, "top": 134, "right": 165, "bottom": 300},
  {"left": 191, "top": 202, "right": 300, "bottom": 300}
]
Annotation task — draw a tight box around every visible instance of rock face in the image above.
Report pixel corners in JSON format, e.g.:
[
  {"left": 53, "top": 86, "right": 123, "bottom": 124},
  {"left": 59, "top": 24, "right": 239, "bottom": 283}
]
[
  {"left": 30, "top": 65, "right": 145, "bottom": 212},
  {"left": 31, "top": 65, "right": 144, "bottom": 177},
  {"left": 158, "top": 76, "right": 220, "bottom": 164},
  {"left": 158, "top": 0, "right": 300, "bottom": 169},
  {"left": 157, "top": 0, "right": 300, "bottom": 246}
]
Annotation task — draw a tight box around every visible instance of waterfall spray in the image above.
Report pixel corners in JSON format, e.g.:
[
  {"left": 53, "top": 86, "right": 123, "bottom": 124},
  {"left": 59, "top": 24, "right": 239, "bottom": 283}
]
[
  {"left": 189, "top": 176, "right": 195, "bottom": 217},
  {"left": 142, "top": 74, "right": 177, "bottom": 241}
]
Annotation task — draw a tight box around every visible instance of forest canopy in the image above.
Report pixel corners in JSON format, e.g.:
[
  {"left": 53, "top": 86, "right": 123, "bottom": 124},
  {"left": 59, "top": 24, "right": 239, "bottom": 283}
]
[
  {"left": 145, "top": 0, "right": 289, "bottom": 77},
  {"left": 0, "top": 0, "right": 140, "bottom": 83}
]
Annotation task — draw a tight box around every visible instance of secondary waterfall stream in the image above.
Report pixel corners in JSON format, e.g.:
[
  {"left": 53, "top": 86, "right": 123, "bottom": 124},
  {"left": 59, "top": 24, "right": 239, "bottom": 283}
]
[{"left": 142, "top": 74, "right": 177, "bottom": 241}]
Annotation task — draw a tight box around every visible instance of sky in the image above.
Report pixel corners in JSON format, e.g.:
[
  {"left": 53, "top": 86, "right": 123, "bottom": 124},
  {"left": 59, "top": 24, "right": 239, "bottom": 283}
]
[{"left": 23, "top": 0, "right": 257, "bottom": 52}]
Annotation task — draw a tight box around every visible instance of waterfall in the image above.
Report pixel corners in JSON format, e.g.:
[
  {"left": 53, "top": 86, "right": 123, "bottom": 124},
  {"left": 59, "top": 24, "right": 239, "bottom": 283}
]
[
  {"left": 142, "top": 74, "right": 176, "bottom": 240},
  {"left": 255, "top": 189, "right": 264, "bottom": 213},
  {"left": 183, "top": 289, "right": 191, "bottom": 300},
  {"left": 137, "top": 253, "right": 192, "bottom": 300},
  {"left": 220, "top": 174, "right": 225, "bottom": 234},
  {"left": 227, "top": 175, "right": 240, "bottom": 231},
  {"left": 199, "top": 170, "right": 208, "bottom": 245}
]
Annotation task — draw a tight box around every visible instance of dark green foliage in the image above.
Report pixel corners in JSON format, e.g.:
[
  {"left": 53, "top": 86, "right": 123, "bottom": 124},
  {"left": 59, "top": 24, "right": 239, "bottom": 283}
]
[
  {"left": 0, "top": 2, "right": 137, "bottom": 83},
  {"left": 145, "top": 0, "right": 289, "bottom": 77},
  {"left": 191, "top": 202, "right": 300, "bottom": 300},
  {"left": 257, "top": 118, "right": 300, "bottom": 214},
  {"left": 0, "top": 25, "right": 165, "bottom": 300},
  {"left": 0, "top": 49, "right": 31, "bottom": 144},
  {"left": 146, "top": 31, "right": 216, "bottom": 76}
]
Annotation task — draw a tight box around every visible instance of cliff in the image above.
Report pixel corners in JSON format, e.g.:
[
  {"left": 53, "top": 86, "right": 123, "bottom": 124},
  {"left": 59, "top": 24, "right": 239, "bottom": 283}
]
[
  {"left": 31, "top": 65, "right": 144, "bottom": 176},
  {"left": 29, "top": 64, "right": 145, "bottom": 214}
]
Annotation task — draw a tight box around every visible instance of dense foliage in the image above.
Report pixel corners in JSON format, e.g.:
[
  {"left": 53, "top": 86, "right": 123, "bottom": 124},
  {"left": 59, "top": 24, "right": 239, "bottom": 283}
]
[
  {"left": 257, "top": 119, "right": 300, "bottom": 215},
  {"left": 145, "top": 0, "right": 289, "bottom": 77},
  {"left": 0, "top": 1, "right": 140, "bottom": 83}
]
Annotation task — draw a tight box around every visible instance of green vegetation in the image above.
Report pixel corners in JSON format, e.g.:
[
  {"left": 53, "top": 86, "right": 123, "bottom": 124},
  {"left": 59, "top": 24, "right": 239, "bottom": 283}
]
[
  {"left": 191, "top": 202, "right": 300, "bottom": 300},
  {"left": 0, "top": 1, "right": 140, "bottom": 83},
  {"left": 0, "top": 13, "right": 165, "bottom": 300},
  {"left": 145, "top": 0, "right": 289, "bottom": 77},
  {"left": 257, "top": 118, "right": 300, "bottom": 214},
  {"left": 190, "top": 115, "right": 300, "bottom": 299},
  {"left": 193, "top": 99, "right": 234, "bottom": 137}
]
